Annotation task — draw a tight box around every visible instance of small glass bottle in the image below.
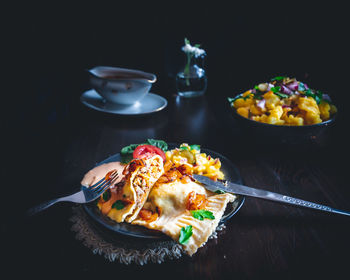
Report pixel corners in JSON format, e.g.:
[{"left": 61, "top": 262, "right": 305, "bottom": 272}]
[{"left": 176, "top": 55, "right": 207, "bottom": 98}]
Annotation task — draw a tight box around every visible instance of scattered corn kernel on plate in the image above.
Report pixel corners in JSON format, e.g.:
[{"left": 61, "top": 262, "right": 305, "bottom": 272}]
[{"left": 228, "top": 76, "right": 337, "bottom": 126}]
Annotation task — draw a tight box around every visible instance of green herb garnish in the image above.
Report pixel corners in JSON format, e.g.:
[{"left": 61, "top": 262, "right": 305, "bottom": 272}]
[
  {"left": 274, "top": 92, "right": 289, "bottom": 99},
  {"left": 179, "top": 225, "right": 193, "bottom": 244},
  {"left": 298, "top": 82, "right": 306, "bottom": 92},
  {"left": 112, "top": 200, "right": 125, "bottom": 210},
  {"left": 271, "top": 86, "right": 289, "bottom": 98},
  {"left": 179, "top": 146, "right": 189, "bottom": 150},
  {"left": 271, "top": 76, "right": 286, "bottom": 81},
  {"left": 191, "top": 210, "right": 215, "bottom": 221},
  {"left": 304, "top": 89, "right": 323, "bottom": 104},
  {"left": 215, "top": 189, "right": 226, "bottom": 194},
  {"left": 189, "top": 144, "right": 201, "bottom": 151},
  {"left": 102, "top": 190, "right": 111, "bottom": 201},
  {"left": 146, "top": 139, "right": 168, "bottom": 152},
  {"left": 120, "top": 143, "right": 140, "bottom": 156}
]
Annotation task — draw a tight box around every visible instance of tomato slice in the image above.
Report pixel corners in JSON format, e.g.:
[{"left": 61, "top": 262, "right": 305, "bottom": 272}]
[{"left": 133, "top": 145, "right": 166, "bottom": 161}]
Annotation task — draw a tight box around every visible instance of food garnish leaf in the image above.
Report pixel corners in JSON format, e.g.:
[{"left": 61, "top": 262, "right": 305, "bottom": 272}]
[
  {"left": 274, "top": 92, "right": 289, "bottom": 99},
  {"left": 304, "top": 89, "right": 323, "bottom": 104},
  {"left": 271, "top": 76, "right": 286, "bottom": 81},
  {"left": 189, "top": 144, "right": 201, "bottom": 151},
  {"left": 120, "top": 153, "right": 134, "bottom": 164},
  {"left": 146, "top": 139, "right": 168, "bottom": 152},
  {"left": 271, "top": 86, "right": 281, "bottom": 93},
  {"left": 102, "top": 190, "right": 111, "bottom": 201},
  {"left": 112, "top": 200, "right": 125, "bottom": 210},
  {"left": 215, "top": 189, "right": 226, "bottom": 194},
  {"left": 298, "top": 82, "right": 306, "bottom": 92},
  {"left": 121, "top": 144, "right": 140, "bottom": 155},
  {"left": 179, "top": 225, "right": 193, "bottom": 244},
  {"left": 271, "top": 86, "right": 289, "bottom": 98},
  {"left": 191, "top": 210, "right": 215, "bottom": 221}
]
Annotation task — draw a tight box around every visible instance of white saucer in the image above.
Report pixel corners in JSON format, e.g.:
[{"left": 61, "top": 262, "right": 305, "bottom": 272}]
[{"left": 80, "top": 89, "right": 168, "bottom": 115}]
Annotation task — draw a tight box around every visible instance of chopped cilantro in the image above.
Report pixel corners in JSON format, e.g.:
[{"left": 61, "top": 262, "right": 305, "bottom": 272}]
[
  {"left": 298, "top": 82, "right": 306, "bottom": 92},
  {"left": 271, "top": 86, "right": 289, "bottom": 98},
  {"left": 191, "top": 210, "right": 215, "bottom": 221},
  {"left": 179, "top": 225, "right": 193, "bottom": 244},
  {"left": 215, "top": 189, "right": 226, "bottom": 194},
  {"left": 271, "top": 76, "right": 286, "bottom": 81},
  {"left": 190, "top": 144, "right": 201, "bottom": 151},
  {"left": 274, "top": 92, "right": 289, "bottom": 99},
  {"left": 112, "top": 200, "right": 125, "bottom": 210},
  {"left": 102, "top": 190, "right": 111, "bottom": 201},
  {"left": 304, "top": 89, "right": 323, "bottom": 104}
]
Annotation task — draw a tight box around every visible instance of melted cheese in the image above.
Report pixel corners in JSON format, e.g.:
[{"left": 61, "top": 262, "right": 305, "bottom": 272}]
[
  {"left": 149, "top": 180, "right": 210, "bottom": 217},
  {"left": 132, "top": 180, "right": 236, "bottom": 256}
]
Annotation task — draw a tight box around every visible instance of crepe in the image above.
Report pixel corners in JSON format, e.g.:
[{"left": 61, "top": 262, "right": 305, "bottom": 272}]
[
  {"left": 132, "top": 173, "right": 236, "bottom": 256},
  {"left": 97, "top": 155, "right": 164, "bottom": 223}
]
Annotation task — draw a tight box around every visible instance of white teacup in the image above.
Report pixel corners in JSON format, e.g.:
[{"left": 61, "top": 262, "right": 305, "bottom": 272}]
[{"left": 88, "top": 66, "right": 157, "bottom": 105}]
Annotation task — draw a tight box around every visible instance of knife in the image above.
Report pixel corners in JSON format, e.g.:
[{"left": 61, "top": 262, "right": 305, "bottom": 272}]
[{"left": 193, "top": 174, "right": 350, "bottom": 217}]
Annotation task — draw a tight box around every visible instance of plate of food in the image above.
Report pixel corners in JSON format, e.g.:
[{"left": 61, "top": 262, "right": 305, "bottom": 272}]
[
  {"left": 82, "top": 139, "right": 245, "bottom": 256},
  {"left": 228, "top": 76, "right": 337, "bottom": 126},
  {"left": 227, "top": 76, "right": 338, "bottom": 146}
]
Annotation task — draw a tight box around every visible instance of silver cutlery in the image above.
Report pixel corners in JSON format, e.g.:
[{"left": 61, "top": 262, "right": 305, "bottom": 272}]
[
  {"left": 27, "top": 170, "right": 119, "bottom": 216},
  {"left": 193, "top": 174, "right": 350, "bottom": 216}
]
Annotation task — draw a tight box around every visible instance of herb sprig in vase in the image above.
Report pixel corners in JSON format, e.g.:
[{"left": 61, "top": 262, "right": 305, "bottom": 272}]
[{"left": 176, "top": 38, "right": 207, "bottom": 98}]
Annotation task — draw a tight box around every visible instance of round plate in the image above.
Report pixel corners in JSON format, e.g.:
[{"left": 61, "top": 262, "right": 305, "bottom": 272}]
[
  {"left": 80, "top": 89, "right": 168, "bottom": 115},
  {"left": 83, "top": 144, "right": 245, "bottom": 239}
]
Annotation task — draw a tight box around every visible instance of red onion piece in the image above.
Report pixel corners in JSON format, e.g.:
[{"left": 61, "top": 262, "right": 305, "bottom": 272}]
[
  {"left": 257, "top": 99, "right": 266, "bottom": 110},
  {"left": 286, "top": 81, "right": 298, "bottom": 91},
  {"left": 281, "top": 85, "right": 293, "bottom": 95}
]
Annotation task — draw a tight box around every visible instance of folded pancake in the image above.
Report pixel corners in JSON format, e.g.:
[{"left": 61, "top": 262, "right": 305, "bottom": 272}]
[
  {"left": 132, "top": 166, "right": 236, "bottom": 256},
  {"left": 97, "top": 155, "right": 164, "bottom": 223}
]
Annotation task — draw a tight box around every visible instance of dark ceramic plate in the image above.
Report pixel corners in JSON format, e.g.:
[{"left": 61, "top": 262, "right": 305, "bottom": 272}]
[{"left": 83, "top": 144, "right": 245, "bottom": 239}]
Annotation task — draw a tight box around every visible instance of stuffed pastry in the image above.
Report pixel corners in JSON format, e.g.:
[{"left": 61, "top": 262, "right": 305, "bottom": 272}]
[
  {"left": 97, "top": 155, "right": 164, "bottom": 223},
  {"left": 132, "top": 165, "right": 236, "bottom": 256}
]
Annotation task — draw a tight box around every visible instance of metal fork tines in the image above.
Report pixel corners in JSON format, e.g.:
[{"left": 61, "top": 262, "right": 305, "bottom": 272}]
[
  {"left": 27, "top": 170, "right": 119, "bottom": 216},
  {"left": 87, "top": 170, "right": 119, "bottom": 194}
]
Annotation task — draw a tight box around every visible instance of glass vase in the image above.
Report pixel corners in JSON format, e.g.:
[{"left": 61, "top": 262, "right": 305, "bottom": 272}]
[{"left": 176, "top": 56, "right": 207, "bottom": 98}]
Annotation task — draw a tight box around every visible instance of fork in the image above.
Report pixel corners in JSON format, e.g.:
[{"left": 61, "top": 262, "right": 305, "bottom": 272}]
[{"left": 27, "top": 170, "right": 119, "bottom": 216}]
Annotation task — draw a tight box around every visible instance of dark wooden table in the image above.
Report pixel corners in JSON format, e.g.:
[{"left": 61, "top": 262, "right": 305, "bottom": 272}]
[
  {"left": 4, "top": 76, "right": 350, "bottom": 279},
  {"left": 3, "top": 3, "right": 350, "bottom": 280}
]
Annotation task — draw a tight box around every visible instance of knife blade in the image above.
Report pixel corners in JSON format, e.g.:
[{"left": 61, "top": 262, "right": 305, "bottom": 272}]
[{"left": 193, "top": 174, "right": 350, "bottom": 216}]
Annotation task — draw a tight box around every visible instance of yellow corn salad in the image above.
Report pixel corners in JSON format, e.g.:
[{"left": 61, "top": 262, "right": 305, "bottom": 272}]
[
  {"left": 229, "top": 77, "right": 337, "bottom": 126},
  {"left": 165, "top": 143, "right": 224, "bottom": 180}
]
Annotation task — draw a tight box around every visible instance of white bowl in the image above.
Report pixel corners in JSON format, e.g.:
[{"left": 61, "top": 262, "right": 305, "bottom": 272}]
[{"left": 88, "top": 66, "right": 157, "bottom": 105}]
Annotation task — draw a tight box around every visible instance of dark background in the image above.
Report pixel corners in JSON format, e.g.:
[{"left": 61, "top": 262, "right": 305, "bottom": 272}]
[
  {"left": 4, "top": 2, "right": 349, "bottom": 120},
  {"left": 2, "top": 2, "right": 350, "bottom": 279}
]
